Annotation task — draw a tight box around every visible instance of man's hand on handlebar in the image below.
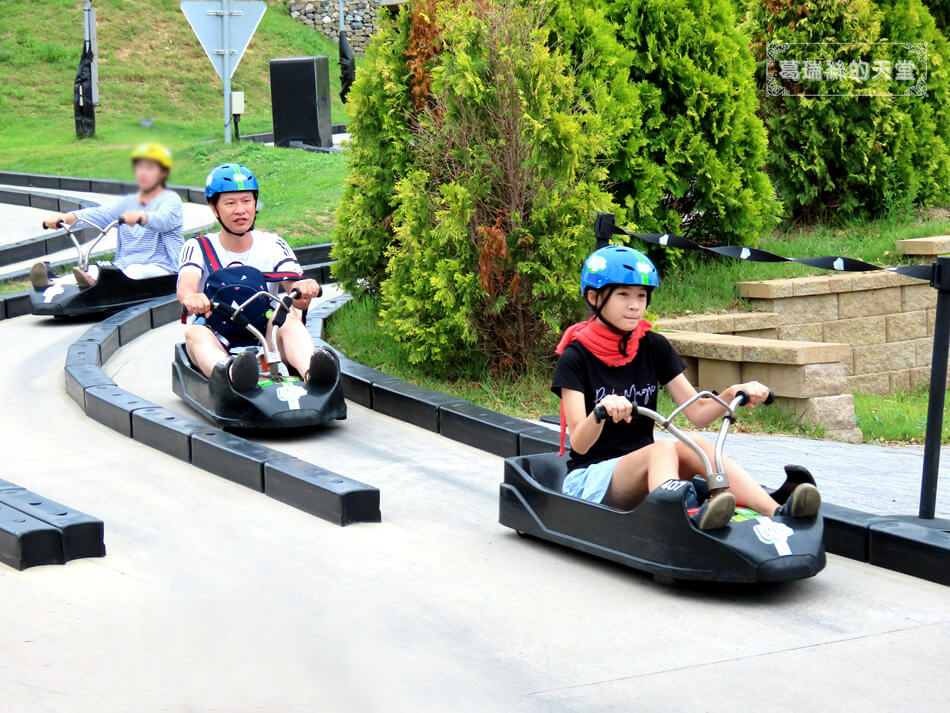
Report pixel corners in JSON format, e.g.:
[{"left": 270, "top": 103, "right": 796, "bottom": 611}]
[
  {"left": 43, "top": 213, "right": 76, "bottom": 229},
  {"left": 182, "top": 293, "right": 212, "bottom": 318},
  {"left": 288, "top": 278, "right": 321, "bottom": 308},
  {"left": 725, "top": 381, "right": 770, "bottom": 407},
  {"left": 596, "top": 394, "right": 634, "bottom": 424},
  {"left": 120, "top": 210, "right": 147, "bottom": 226}
]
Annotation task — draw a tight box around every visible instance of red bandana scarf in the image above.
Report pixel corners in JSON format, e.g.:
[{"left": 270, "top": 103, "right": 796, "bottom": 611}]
[{"left": 554, "top": 318, "right": 652, "bottom": 456}]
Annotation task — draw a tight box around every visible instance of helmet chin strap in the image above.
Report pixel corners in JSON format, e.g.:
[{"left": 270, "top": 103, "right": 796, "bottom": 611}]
[{"left": 220, "top": 216, "right": 256, "bottom": 238}]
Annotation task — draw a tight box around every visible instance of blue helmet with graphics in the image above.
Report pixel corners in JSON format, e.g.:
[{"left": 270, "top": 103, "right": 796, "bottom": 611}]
[
  {"left": 580, "top": 245, "right": 660, "bottom": 297},
  {"left": 205, "top": 163, "right": 260, "bottom": 203}
]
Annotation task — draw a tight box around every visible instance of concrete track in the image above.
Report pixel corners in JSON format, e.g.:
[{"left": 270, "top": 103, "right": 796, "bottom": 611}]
[{"left": 0, "top": 315, "right": 938, "bottom": 712}]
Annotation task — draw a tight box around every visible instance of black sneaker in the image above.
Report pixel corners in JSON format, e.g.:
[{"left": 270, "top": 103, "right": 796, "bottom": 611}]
[
  {"left": 694, "top": 491, "right": 736, "bottom": 530},
  {"left": 775, "top": 483, "right": 821, "bottom": 518},
  {"left": 227, "top": 351, "right": 260, "bottom": 392},
  {"left": 306, "top": 347, "right": 339, "bottom": 387}
]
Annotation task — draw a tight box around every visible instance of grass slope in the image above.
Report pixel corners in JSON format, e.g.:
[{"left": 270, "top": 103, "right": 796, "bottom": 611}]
[{"left": 0, "top": 0, "right": 349, "bottom": 244}]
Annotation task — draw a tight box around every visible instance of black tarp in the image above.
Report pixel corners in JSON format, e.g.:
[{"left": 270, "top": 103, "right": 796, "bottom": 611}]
[
  {"left": 74, "top": 40, "right": 95, "bottom": 138},
  {"left": 339, "top": 30, "right": 356, "bottom": 104}
]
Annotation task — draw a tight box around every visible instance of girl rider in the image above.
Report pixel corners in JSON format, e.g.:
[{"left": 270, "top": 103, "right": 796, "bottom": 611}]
[
  {"left": 35, "top": 142, "right": 184, "bottom": 288},
  {"left": 552, "top": 245, "right": 822, "bottom": 530}
]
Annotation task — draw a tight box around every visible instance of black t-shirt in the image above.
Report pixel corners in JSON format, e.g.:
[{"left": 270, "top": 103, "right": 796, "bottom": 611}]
[{"left": 551, "top": 332, "right": 686, "bottom": 471}]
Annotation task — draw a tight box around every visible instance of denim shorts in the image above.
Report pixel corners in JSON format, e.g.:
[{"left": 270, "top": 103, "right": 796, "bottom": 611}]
[{"left": 561, "top": 456, "right": 624, "bottom": 504}]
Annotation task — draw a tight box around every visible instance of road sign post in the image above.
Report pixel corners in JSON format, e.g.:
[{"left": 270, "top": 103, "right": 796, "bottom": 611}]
[{"left": 181, "top": 0, "right": 266, "bottom": 143}]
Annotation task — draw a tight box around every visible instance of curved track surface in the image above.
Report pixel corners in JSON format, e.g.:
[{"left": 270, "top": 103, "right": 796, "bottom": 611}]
[{"left": 0, "top": 314, "right": 929, "bottom": 712}]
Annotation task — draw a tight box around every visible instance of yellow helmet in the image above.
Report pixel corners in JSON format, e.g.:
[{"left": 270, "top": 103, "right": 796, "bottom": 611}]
[{"left": 131, "top": 142, "right": 173, "bottom": 171}]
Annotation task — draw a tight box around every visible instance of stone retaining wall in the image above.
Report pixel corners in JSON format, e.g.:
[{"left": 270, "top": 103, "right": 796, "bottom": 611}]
[
  {"left": 737, "top": 271, "right": 942, "bottom": 394},
  {"left": 289, "top": 0, "right": 379, "bottom": 54},
  {"left": 657, "top": 324, "right": 861, "bottom": 442}
]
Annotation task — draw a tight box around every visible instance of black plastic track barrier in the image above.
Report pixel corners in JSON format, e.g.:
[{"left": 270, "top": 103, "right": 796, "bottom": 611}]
[
  {"left": 0, "top": 478, "right": 105, "bottom": 570},
  {"left": 63, "top": 289, "right": 380, "bottom": 528},
  {"left": 313, "top": 294, "right": 950, "bottom": 586}
]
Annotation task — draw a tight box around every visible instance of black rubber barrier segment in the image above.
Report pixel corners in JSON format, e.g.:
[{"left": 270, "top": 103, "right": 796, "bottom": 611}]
[
  {"left": 819, "top": 503, "right": 884, "bottom": 562},
  {"left": 518, "top": 424, "right": 563, "bottom": 456},
  {"left": 116, "top": 303, "right": 154, "bottom": 345},
  {"left": 869, "top": 520, "right": 950, "bottom": 586},
  {"left": 293, "top": 243, "right": 333, "bottom": 264},
  {"left": 371, "top": 378, "right": 458, "bottom": 433},
  {"left": 29, "top": 192, "right": 59, "bottom": 211},
  {"left": 65, "top": 364, "right": 115, "bottom": 408},
  {"left": 438, "top": 400, "right": 526, "bottom": 458},
  {"left": 84, "top": 385, "right": 158, "bottom": 437},
  {"left": 0, "top": 485, "right": 104, "bottom": 562},
  {"left": 65, "top": 342, "right": 101, "bottom": 367},
  {"left": 0, "top": 188, "right": 30, "bottom": 206},
  {"left": 59, "top": 176, "right": 92, "bottom": 192},
  {"left": 0, "top": 238, "right": 43, "bottom": 265},
  {"left": 150, "top": 296, "right": 182, "bottom": 328},
  {"left": 3, "top": 292, "right": 30, "bottom": 319},
  {"left": 191, "top": 428, "right": 286, "bottom": 492},
  {"left": 90, "top": 179, "right": 125, "bottom": 195},
  {"left": 339, "top": 360, "right": 389, "bottom": 408},
  {"left": 76, "top": 322, "right": 120, "bottom": 364},
  {"left": 132, "top": 408, "right": 205, "bottom": 462},
  {"left": 44, "top": 229, "right": 74, "bottom": 255},
  {"left": 0, "top": 502, "right": 63, "bottom": 570},
  {"left": 308, "top": 317, "right": 324, "bottom": 340},
  {"left": 0, "top": 171, "right": 30, "bottom": 186},
  {"left": 264, "top": 457, "right": 381, "bottom": 526}
]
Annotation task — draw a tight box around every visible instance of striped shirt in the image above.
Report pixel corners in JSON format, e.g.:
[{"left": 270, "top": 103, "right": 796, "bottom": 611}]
[{"left": 72, "top": 190, "right": 184, "bottom": 273}]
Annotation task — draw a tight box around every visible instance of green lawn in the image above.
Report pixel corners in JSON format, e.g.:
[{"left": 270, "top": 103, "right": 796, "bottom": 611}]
[{"left": 854, "top": 388, "right": 950, "bottom": 445}]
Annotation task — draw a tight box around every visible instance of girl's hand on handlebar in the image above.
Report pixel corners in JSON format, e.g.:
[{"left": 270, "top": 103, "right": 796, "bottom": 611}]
[
  {"left": 120, "top": 210, "right": 147, "bottom": 226},
  {"left": 43, "top": 213, "right": 75, "bottom": 229},
  {"left": 183, "top": 293, "right": 212, "bottom": 318},
  {"left": 729, "top": 381, "right": 770, "bottom": 407},
  {"left": 597, "top": 394, "right": 634, "bottom": 423}
]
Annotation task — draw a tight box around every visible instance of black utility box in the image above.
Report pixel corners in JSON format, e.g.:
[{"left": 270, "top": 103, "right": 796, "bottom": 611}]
[{"left": 269, "top": 56, "right": 333, "bottom": 148}]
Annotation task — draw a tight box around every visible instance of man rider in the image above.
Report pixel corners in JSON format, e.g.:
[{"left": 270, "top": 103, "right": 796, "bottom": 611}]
[{"left": 177, "top": 162, "right": 337, "bottom": 391}]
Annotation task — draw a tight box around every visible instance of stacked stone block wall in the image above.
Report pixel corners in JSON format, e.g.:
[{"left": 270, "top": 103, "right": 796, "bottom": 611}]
[
  {"left": 737, "top": 271, "right": 942, "bottom": 395},
  {"left": 658, "top": 326, "right": 861, "bottom": 441},
  {"left": 289, "top": 1, "right": 379, "bottom": 55}
]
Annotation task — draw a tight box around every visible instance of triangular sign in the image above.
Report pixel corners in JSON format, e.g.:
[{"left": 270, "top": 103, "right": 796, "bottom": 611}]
[{"left": 181, "top": 1, "right": 266, "bottom": 82}]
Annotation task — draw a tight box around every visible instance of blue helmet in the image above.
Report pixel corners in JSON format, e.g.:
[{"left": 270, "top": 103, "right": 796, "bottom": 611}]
[
  {"left": 581, "top": 245, "right": 659, "bottom": 297},
  {"left": 205, "top": 163, "right": 259, "bottom": 202}
]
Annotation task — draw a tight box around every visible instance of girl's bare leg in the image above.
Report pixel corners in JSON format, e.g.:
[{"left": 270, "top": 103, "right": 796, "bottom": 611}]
[
  {"left": 604, "top": 440, "right": 690, "bottom": 510},
  {"left": 673, "top": 436, "right": 779, "bottom": 515}
]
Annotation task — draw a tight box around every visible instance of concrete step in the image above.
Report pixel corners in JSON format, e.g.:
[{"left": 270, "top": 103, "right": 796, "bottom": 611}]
[{"left": 896, "top": 235, "right": 950, "bottom": 257}]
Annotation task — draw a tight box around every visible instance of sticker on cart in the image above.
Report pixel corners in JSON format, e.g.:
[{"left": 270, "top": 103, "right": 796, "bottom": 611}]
[
  {"left": 276, "top": 384, "right": 307, "bottom": 410},
  {"left": 753, "top": 517, "right": 794, "bottom": 556},
  {"left": 43, "top": 284, "right": 65, "bottom": 303}
]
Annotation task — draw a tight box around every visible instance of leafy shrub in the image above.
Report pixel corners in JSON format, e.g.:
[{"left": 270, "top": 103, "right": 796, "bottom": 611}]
[
  {"left": 378, "top": 0, "right": 615, "bottom": 369},
  {"left": 743, "top": 0, "right": 949, "bottom": 221},
  {"left": 603, "top": 0, "right": 779, "bottom": 246},
  {"left": 330, "top": 8, "right": 414, "bottom": 293},
  {"left": 876, "top": 0, "right": 950, "bottom": 208}
]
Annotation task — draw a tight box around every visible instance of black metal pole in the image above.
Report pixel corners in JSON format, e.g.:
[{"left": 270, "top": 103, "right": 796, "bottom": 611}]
[
  {"left": 919, "top": 256, "right": 950, "bottom": 519},
  {"left": 594, "top": 212, "right": 615, "bottom": 250}
]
